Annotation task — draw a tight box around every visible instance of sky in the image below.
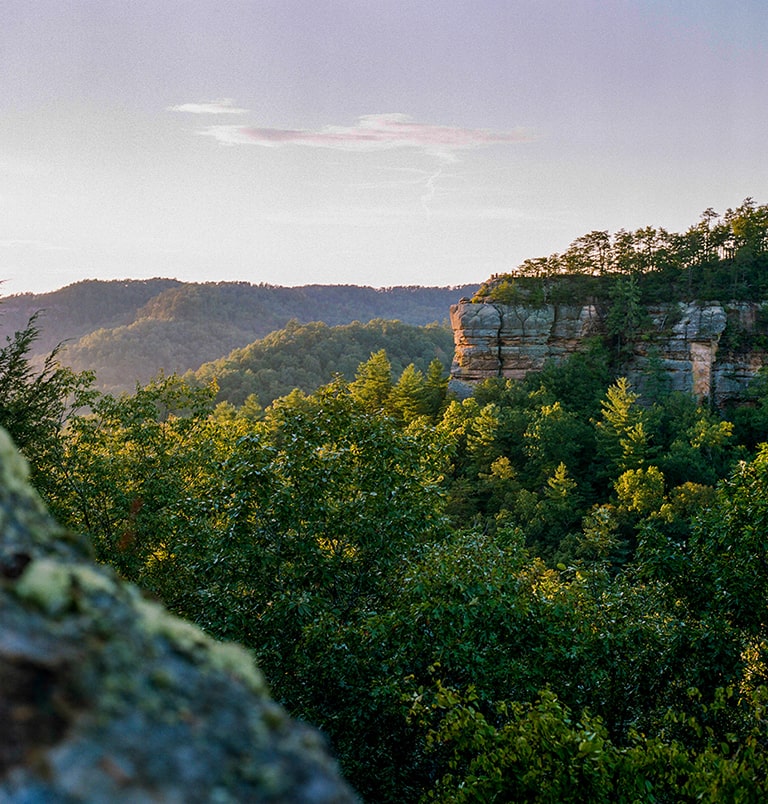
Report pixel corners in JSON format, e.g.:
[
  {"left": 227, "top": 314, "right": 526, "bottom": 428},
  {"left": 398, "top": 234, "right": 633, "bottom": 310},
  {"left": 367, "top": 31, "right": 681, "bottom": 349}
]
[{"left": 1, "top": 0, "right": 767, "bottom": 296}]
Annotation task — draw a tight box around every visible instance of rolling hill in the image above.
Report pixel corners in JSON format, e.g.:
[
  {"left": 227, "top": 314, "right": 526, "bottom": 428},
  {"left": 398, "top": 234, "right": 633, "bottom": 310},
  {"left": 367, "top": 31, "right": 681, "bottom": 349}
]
[{"left": 0, "top": 279, "right": 477, "bottom": 393}]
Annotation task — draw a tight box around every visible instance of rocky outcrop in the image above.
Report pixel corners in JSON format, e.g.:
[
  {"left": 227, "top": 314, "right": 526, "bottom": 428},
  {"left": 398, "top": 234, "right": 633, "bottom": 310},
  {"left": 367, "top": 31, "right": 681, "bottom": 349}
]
[
  {"left": 0, "top": 428, "right": 357, "bottom": 803},
  {"left": 450, "top": 299, "right": 768, "bottom": 405}
]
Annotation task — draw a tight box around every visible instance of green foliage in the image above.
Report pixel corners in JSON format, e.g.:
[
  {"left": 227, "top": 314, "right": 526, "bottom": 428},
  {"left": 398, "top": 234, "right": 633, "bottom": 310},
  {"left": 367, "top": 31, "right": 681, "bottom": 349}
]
[
  {"left": 43, "top": 374, "right": 226, "bottom": 591},
  {"left": 27, "top": 302, "right": 768, "bottom": 802},
  {"left": 191, "top": 319, "right": 454, "bottom": 408},
  {"left": 523, "top": 401, "right": 589, "bottom": 484},
  {"left": 690, "top": 445, "right": 768, "bottom": 634},
  {"left": 605, "top": 275, "right": 648, "bottom": 361},
  {"left": 531, "top": 340, "right": 612, "bottom": 418},
  {"left": 411, "top": 686, "right": 616, "bottom": 803},
  {"left": 615, "top": 466, "right": 666, "bottom": 516},
  {"left": 731, "top": 367, "right": 768, "bottom": 450},
  {"left": 412, "top": 683, "right": 768, "bottom": 803},
  {"left": 213, "top": 380, "right": 447, "bottom": 630},
  {"left": 475, "top": 276, "right": 547, "bottom": 306},
  {"left": 3, "top": 280, "right": 474, "bottom": 395},
  {"left": 0, "top": 312, "right": 94, "bottom": 493}
]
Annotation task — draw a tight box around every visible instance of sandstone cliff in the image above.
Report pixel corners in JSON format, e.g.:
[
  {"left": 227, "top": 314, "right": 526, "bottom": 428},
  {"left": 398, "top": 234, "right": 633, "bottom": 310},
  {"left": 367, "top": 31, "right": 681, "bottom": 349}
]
[
  {"left": 0, "top": 428, "right": 357, "bottom": 803},
  {"left": 450, "top": 299, "right": 768, "bottom": 405}
]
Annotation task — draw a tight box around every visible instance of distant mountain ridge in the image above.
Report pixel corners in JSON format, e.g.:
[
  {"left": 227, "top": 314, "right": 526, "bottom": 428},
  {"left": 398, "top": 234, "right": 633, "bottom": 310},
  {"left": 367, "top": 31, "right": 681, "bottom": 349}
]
[{"left": 0, "top": 278, "right": 478, "bottom": 393}]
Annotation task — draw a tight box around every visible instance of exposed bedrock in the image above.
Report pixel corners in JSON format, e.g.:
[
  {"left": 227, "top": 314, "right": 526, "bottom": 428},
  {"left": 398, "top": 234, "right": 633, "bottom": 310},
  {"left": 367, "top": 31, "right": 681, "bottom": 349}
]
[{"left": 450, "top": 299, "right": 767, "bottom": 405}]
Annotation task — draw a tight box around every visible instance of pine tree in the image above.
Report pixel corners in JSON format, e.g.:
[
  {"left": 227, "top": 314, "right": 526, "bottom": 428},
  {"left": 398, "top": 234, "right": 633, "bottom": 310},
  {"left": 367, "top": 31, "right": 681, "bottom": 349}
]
[
  {"left": 350, "top": 349, "right": 393, "bottom": 412},
  {"left": 387, "top": 364, "right": 429, "bottom": 424},
  {"left": 595, "top": 377, "right": 650, "bottom": 478}
]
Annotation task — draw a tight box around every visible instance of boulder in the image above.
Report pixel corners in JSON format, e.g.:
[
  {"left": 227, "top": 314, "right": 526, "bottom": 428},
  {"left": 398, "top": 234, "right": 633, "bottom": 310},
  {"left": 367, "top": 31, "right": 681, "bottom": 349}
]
[{"left": 0, "top": 428, "right": 357, "bottom": 803}]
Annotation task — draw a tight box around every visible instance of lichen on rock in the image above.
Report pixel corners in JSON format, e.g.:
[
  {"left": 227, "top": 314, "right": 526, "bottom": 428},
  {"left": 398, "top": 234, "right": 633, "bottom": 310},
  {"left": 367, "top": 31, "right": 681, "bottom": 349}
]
[{"left": 0, "top": 427, "right": 357, "bottom": 803}]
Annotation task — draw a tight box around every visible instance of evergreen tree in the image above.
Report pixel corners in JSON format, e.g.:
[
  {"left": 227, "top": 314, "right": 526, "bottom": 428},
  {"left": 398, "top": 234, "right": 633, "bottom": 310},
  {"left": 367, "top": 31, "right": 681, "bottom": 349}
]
[
  {"left": 0, "top": 311, "right": 94, "bottom": 491},
  {"left": 424, "top": 357, "right": 449, "bottom": 419},
  {"left": 349, "top": 349, "right": 393, "bottom": 412},
  {"left": 605, "top": 275, "right": 645, "bottom": 360},
  {"left": 387, "top": 363, "right": 429, "bottom": 424},
  {"left": 595, "top": 377, "right": 650, "bottom": 479}
]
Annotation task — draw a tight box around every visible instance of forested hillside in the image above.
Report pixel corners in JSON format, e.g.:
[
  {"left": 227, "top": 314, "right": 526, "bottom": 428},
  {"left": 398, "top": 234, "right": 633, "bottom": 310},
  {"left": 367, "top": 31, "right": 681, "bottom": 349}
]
[
  {"left": 188, "top": 318, "right": 453, "bottom": 407},
  {"left": 0, "top": 279, "right": 477, "bottom": 393},
  {"left": 6, "top": 201, "right": 768, "bottom": 801}
]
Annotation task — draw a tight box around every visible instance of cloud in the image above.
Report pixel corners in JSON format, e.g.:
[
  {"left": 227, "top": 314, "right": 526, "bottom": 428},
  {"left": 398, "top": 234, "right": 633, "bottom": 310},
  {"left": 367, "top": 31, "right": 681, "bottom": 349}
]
[
  {"left": 199, "top": 113, "right": 533, "bottom": 156},
  {"left": 168, "top": 98, "right": 249, "bottom": 115}
]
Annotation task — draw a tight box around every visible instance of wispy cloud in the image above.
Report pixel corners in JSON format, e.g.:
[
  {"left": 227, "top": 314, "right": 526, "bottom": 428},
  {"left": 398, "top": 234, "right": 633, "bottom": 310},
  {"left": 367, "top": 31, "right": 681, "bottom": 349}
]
[
  {"left": 200, "top": 113, "right": 533, "bottom": 157},
  {"left": 168, "top": 98, "right": 249, "bottom": 115}
]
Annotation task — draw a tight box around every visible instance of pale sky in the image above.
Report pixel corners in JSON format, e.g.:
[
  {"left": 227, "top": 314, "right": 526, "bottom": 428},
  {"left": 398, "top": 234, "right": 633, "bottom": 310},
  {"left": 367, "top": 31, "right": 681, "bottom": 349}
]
[{"left": 1, "top": 0, "right": 766, "bottom": 296}]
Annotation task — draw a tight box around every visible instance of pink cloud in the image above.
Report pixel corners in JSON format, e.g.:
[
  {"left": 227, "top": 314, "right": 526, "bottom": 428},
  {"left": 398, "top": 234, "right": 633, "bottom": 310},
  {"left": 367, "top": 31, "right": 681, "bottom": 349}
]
[{"left": 200, "top": 113, "right": 533, "bottom": 155}]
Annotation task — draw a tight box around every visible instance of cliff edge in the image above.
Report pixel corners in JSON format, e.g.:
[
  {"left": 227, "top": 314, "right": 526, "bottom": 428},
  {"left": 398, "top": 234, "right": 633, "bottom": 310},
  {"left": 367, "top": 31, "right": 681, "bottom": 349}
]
[{"left": 450, "top": 299, "right": 768, "bottom": 405}]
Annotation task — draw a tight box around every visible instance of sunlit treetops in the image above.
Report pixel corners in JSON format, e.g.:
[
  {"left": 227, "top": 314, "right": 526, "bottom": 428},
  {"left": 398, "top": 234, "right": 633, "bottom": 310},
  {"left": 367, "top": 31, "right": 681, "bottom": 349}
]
[{"left": 474, "top": 198, "right": 768, "bottom": 304}]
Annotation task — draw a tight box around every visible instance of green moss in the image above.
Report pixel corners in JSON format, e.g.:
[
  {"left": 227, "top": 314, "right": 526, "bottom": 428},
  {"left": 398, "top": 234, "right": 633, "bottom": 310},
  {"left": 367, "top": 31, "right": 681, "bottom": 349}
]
[
  {"left": 70, "top": 564, "right": 117, "bottom": 597},
  {"left": 12, "top": 558, "right": 119, "bottom": 617},
  {"left": 134, "top": 597, "right": 208, "bottom": 652},
  {"left": 134, "top": 598, "right": 266, "bottom": 695},
  {"left": 0, "top": 427, "right": 31, "bottom": 494},
  {"left": 14, "top": 558, "right": 73, "bottom": 615},
  {"left": 207, "top": 640, "right": 266, "bottom": 696}
]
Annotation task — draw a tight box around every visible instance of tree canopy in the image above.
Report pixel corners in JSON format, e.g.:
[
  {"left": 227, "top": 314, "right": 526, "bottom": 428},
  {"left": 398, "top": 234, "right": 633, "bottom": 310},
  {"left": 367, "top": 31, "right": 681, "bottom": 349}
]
[
  {"left": 474, "top": 198, "right": 768, "bottom": 307},
  {"left": 20, "top": 339, "right": 768, "bottom": 801}
]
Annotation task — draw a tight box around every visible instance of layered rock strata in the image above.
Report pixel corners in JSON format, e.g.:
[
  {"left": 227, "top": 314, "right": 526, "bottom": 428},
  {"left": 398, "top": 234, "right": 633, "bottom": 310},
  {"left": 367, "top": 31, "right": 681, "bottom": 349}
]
[
  {"left": 0, "top": 428, "right": 357, "bottom": 803},
  {"left": 450, "top": 299, "right": 768, "bottom": 405}
]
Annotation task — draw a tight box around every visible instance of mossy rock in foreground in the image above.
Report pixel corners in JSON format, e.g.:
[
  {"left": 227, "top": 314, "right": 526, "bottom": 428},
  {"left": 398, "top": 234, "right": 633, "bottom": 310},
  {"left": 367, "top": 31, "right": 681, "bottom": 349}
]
[{"left": 0, "top": 428, "right": 357, "bottom": 803}]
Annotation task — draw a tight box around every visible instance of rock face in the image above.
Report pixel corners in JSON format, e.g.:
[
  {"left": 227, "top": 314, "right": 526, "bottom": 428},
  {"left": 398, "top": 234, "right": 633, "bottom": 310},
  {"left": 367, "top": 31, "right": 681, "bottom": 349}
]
[
  {"left": 450, "top": 299, "right": 768, "bottom": 405},
  {"left": 0, "top": 428, "right": 357, "bottom": 803}
]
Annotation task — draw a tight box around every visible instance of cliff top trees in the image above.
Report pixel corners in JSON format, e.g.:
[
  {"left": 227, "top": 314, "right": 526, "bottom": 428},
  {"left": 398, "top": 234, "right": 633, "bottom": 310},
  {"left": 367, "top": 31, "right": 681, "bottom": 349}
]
[{"left": 472, "top": 199, "right": 768, "bottom": 305}]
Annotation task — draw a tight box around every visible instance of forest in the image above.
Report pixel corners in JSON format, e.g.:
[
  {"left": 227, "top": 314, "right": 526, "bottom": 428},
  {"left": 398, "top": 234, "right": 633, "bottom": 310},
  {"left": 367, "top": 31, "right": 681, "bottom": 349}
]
[
  {"left": 473, "top": 197, "right": 768, "bottom": 306},
  {"left": 4, "top": 199, "right": 768, "bottom": 802},
  {"left": 0, "top": 280, "right": 475, "bottom": 394},
  {"left": 187, "top": 318, "right": 454, "bottom": 408}
]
